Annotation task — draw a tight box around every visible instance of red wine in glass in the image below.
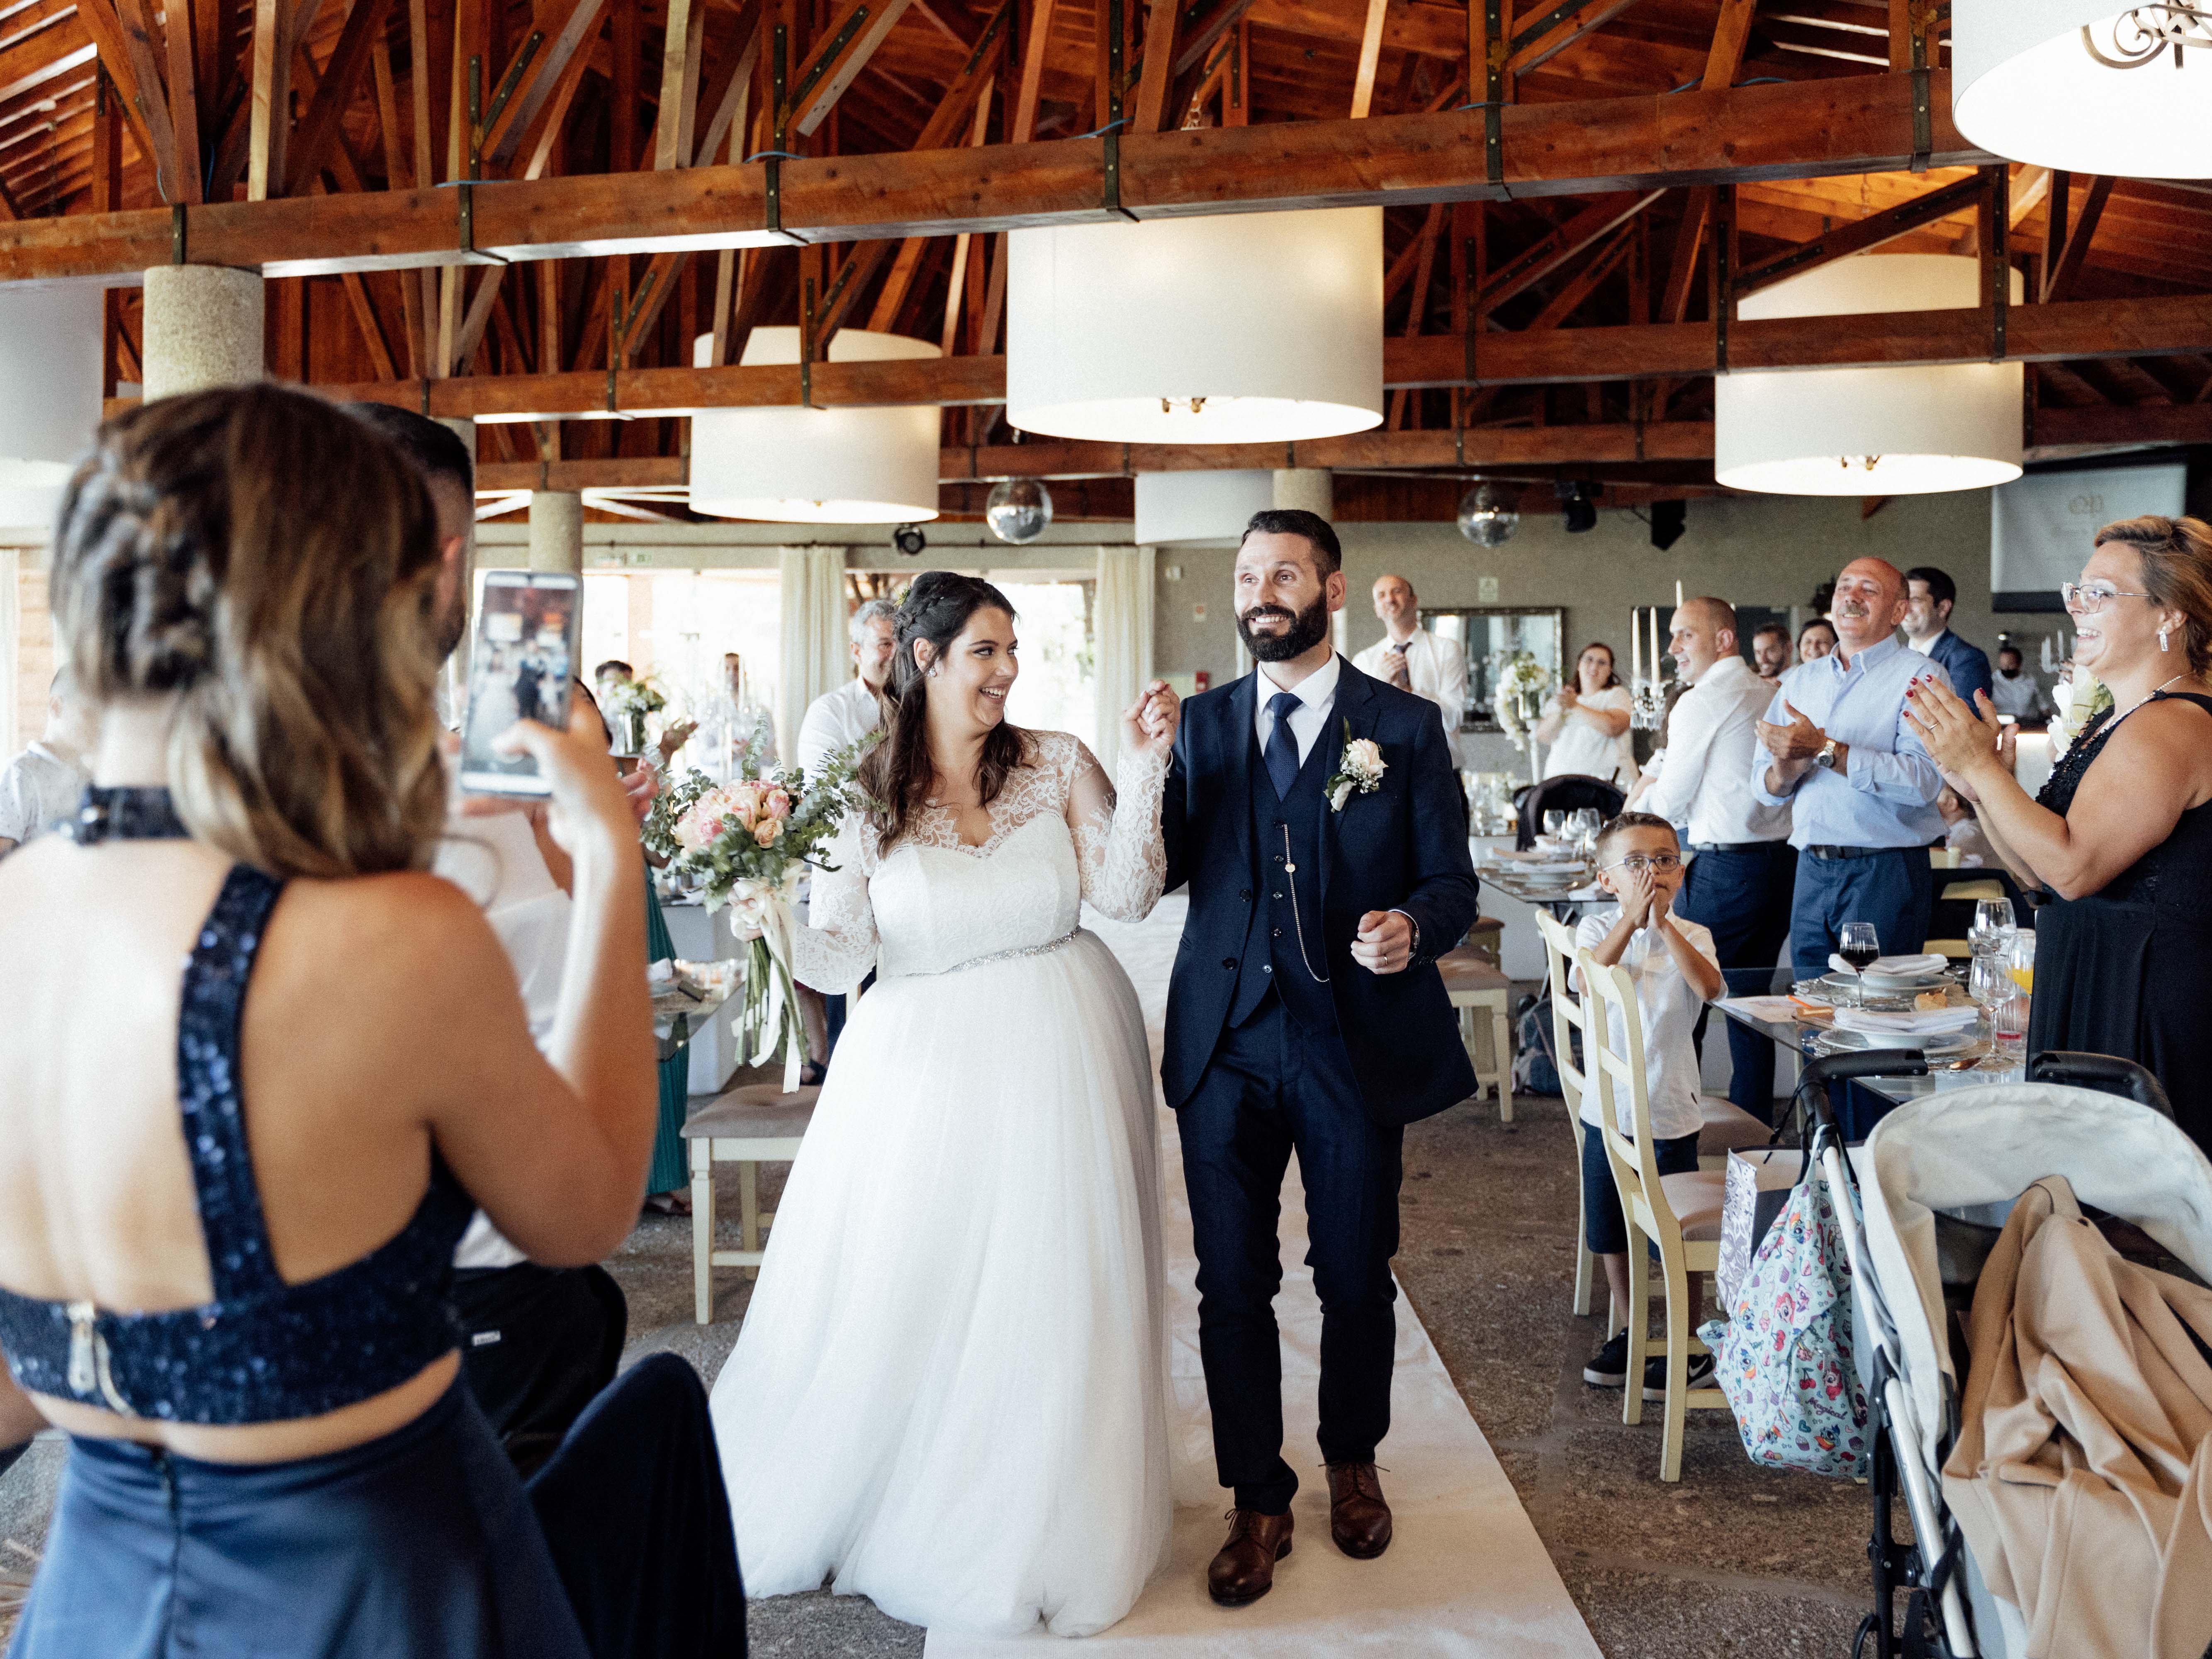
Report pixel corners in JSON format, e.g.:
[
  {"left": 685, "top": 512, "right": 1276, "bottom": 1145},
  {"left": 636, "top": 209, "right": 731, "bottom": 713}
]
[{"left": 1839, "top": 945, "right": 1879, "bottom": 972}]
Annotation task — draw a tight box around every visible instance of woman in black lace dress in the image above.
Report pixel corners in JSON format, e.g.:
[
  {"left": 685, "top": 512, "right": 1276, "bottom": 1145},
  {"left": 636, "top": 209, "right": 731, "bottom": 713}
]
[{"left": 1905, "top": 515, "right": 2212, "bottom": 1148}]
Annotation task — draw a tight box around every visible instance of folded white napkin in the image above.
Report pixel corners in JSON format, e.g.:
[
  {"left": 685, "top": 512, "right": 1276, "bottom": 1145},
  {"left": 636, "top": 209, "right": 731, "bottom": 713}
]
[
  {"left": 1831, "top": 1005, "right": 1979, "bottom": 1036},
  {"left": 1828, "top": 951, "right": 1948, "bottom": 979}
]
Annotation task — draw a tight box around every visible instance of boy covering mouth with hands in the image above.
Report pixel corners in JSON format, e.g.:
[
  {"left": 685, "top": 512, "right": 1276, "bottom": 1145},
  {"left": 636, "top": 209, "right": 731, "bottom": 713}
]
[{"left": 1570, "top": 812, "right": 1724, "bottom": 1397}]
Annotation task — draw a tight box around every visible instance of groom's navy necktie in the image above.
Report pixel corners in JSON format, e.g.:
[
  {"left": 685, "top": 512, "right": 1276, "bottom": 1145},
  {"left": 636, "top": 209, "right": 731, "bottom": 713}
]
[{"left": 1263, "top": 690, "right": 1304, "bottom": 800}]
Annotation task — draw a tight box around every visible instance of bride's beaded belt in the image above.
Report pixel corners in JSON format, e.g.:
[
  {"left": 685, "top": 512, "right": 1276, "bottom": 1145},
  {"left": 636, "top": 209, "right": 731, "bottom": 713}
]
[{"left": 912, "top": 929, "right": 1081, "bottom": 978}]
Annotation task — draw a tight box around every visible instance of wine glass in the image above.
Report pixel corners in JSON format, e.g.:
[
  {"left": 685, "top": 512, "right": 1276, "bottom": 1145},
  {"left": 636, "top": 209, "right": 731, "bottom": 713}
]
[
  {"left": 1969, "top": 898, "right": 2016, "bottom": 958},
  {"left": 1839, "top": 922, "right": 1880, "bottom": 1008},
  {"left": 1542, "top": 810, "right": 1566, "bottom": 845}
]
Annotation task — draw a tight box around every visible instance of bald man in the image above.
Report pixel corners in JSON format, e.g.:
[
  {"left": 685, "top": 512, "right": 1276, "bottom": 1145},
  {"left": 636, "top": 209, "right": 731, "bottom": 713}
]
[
  {"left": 1351, "top": 574, "right": 1469, "bottom": 762},
  {"left": 1642, "top": 598, "right": 1793, "bottom": 1120},
  {"left": 1750, "top": 557, "right": 1949, "bottom": 1028}
]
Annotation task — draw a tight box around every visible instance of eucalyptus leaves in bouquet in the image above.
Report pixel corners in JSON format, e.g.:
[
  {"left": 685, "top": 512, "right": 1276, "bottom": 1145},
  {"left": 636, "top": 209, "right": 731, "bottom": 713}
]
[
  {"left": 642, "top": 768, "right": 717, "bottom": 867},
  {"left": 1493, "top": 652, "right": 1551, "bottom": 752},
  {"left": 666, "top": 732, "right": 879, "bottom": 1087}
]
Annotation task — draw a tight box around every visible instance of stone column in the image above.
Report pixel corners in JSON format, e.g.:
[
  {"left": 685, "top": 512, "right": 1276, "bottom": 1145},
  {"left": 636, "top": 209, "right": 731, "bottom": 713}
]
[
  {"left": 1270, "top": 467, "right": 1333, "bottom": 520},
  {"left": 528, "top": 490, "right": 584, "bottom": 574},
  {"left": 140, "top": 267, "right": 263, "bottom": 399}
]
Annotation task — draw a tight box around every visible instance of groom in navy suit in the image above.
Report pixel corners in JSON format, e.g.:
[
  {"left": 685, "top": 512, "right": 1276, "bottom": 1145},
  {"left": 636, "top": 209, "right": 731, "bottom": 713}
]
[{"left": 1160, "top": 509, "right": 1480, "bottom": 1606}]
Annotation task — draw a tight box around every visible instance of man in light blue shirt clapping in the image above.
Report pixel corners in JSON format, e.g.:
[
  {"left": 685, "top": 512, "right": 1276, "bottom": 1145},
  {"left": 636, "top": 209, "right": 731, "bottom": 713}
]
[{"left": 1750, "top": 557, "right": 1949, "bottom": 979}]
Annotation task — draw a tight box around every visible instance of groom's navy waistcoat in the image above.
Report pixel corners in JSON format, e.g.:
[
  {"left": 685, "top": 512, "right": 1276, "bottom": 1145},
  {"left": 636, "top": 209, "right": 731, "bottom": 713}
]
[
  {"left": 1160, "top": 657, "right": 1482, "bottom": 1128},
  {"left": 1230, "top": 729, "right": 1334, "bottom": 1031}
]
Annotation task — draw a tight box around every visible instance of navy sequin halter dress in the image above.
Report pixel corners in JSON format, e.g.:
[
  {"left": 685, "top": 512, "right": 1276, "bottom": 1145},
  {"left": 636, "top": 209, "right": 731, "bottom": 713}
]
[{"left": 1, "top": 786, "right": 592, "bottom": 1659}]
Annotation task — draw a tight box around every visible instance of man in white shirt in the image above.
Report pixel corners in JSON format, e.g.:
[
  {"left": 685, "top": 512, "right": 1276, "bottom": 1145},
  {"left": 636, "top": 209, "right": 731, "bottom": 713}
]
[
  {"left": 796, "top": 598, "right": 898, "bottom": 777},
  {"left": 0, "top": 672, "right": 95, "bottom": 860},
  {"left": 1351, "top": 574, "right": 1468, "bottom": 762},
  {"left": 1642, "top": 596, "right": 1795, "bottom": 1123}
]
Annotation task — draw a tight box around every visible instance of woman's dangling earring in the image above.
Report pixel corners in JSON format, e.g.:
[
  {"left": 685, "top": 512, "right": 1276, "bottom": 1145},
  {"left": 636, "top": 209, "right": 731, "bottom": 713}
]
[{"left": 2160, "top": 624, "right": 2173, "bottom": 654}]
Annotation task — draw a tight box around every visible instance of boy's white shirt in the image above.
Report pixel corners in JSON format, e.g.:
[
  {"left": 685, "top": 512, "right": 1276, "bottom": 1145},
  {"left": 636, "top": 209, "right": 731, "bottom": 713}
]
[{"left": 1571, "top": 902, "right": 1720, "bottom": 1141}]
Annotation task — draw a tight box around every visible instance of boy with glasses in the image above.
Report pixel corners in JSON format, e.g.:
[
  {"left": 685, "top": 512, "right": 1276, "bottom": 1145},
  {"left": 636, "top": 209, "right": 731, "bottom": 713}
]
[{"left": 1573, "top": 811, "right": 1723, "bottom": 1396}]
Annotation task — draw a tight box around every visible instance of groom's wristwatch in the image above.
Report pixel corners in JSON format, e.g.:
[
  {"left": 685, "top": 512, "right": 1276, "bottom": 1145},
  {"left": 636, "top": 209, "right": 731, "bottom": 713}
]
[{"left": 1392, "top": 909, "right": 1423, "bottom": 966}]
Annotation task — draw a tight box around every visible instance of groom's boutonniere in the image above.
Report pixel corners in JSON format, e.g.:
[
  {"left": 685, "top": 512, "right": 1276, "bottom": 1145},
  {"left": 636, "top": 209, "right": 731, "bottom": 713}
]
[{"left": 1324, "top": 724, "right": 1387, "bottom": 812}]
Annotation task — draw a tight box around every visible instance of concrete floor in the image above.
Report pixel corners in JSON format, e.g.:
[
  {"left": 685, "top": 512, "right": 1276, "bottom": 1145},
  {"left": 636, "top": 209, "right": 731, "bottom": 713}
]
[{"left": 0, "top": 1087, "right": 1881, "bottom": 1656}]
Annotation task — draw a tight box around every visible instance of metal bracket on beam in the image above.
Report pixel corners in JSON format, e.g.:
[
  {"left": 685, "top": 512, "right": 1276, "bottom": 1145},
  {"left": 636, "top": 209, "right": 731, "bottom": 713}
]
[
  {"left": 170, "top": 203, "right": 186, "bottom": 265},
  {"left": 1908, "top": 4, "right": 1932, "bottom": 174},
  {"left": 1988, "top": 171, "right": 2010, "bottom": 362},
  {"left": 420, "top": 380, "right": 432, "bottom": 416},
  {"left": 1711, "top": 187, "right": 1733, "bottom": 375},
  {"left": 457, "top": 180, "right": 474, "bottom": 254},
  {"left": 1102, "top": 0, "right": 1136, "bottom": 219},
  {"left": 800, "top": 274, "right": 816, "bottom": 409},
  {"left": 1482, "top": 0, "right": 1506, "bottom": 190}
]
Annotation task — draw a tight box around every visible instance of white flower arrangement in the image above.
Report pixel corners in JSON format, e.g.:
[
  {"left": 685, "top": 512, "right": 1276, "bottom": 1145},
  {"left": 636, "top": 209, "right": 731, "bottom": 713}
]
[
  {"left": 1493, "top": 652, "right": 1551, "bottom": 752},
  {"left": 1323, "top": 725, "right": 1387, "bottom": 812},
  {"left": 2049, "top": 665, "right": 2112, "bottom": 761}
]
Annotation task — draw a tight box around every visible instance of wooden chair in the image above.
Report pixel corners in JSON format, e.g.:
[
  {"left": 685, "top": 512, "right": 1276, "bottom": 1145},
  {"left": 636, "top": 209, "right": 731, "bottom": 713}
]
[
  {"left": 1437, "top": 946, "right": 1514, "bottom": 1121},
  {"left": 1580, "top": 949, "right": 1731, "bottom": 1483},
  {"left": 1533, "top": 912, "right": 1601, "bottom": 1320},
  {"left": 682, "top": 1081, "right": 819, "bottom": 1324}
]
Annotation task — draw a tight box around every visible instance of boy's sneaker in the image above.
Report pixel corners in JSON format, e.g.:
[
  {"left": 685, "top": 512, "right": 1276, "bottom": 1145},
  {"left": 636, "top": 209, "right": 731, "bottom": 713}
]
[
  {"left": 1642, "top": 1351, "right": 1716, "bottom": 1400},
  {"left": 1582, "top": 1332, "right": 1630, "bottom": 1388}
]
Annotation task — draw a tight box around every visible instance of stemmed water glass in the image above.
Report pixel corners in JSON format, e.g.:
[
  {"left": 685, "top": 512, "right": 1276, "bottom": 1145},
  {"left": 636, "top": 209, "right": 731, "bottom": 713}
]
[
  {"left": 1542, "top": 810, "right": 1567, "bottom": 844},
  {"left": 1570, "top": 808, "right": 1601, "bottom": 859},
  {"left": 1968, "top": 898, "right": 2017, "bottom": 959},
  {"left": 1839, "top": 921, "right": 1880, "bottom": 1009}
]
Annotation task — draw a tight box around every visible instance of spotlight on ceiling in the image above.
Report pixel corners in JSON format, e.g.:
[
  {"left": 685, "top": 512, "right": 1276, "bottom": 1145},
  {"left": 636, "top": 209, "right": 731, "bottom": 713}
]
[
  {"left": 984, "top": 477, "right": 1054, "bottom": 545},
  {"left": 1557, "top": 480, "right": 1601, "bottom": 535},
  {"left": 1456, "top": 483, "right": 1519, "bottom": 548},
  {"left": 1650, "top": 499, "right": 1686, "bottom": 552},
  {"left": 891, "top": 524, "right": 928, "bottom": 557}
]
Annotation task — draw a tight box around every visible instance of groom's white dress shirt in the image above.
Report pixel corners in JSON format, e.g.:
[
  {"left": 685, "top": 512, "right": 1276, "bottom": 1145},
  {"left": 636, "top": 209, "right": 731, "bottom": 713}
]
[{"left": 1253, "top": 654, "right": 1342, "bottom": 767}]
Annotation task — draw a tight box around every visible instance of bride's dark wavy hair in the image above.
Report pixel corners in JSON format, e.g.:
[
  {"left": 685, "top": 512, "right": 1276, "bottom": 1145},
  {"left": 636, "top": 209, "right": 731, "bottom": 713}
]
[{"left": 859, "top": 571, "right": 1027, "bottom": 851}]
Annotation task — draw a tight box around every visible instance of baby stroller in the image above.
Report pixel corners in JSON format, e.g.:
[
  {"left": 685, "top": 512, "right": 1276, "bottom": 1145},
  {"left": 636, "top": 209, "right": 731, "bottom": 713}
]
[{"left": 1810, "top": 1054, "right": 2212, "bottom": 1658}]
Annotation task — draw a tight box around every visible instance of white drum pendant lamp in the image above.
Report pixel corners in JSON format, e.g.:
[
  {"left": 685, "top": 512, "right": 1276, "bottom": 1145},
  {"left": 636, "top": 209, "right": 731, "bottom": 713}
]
[
  {"left": 1714, "top": 254, "right": 2024, "bottom": 497},
  {"left": 1006, "top": 208, "right": 1384, "bottom": 444},
  {"left": 1133, "top": 469, "right": 1275, "bottom": 543},
  {"left": 0, "top": 287, "right": 102, "bottom": 532},
  {"left": 1955, "top": 0, "right": 2212, "bottom": 177},
  {"left": 689, "top": 328, "right": 942, "bottom": 523}
]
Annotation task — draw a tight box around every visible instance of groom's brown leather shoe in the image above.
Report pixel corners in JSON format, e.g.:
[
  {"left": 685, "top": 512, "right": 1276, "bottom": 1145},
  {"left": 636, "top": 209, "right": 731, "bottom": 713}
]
[
  {"left": 1207, "top": 1508, "right": 1293, "bottom": 1606},
  {"left": 1326, "top": 1462, "right": 1393, "bottom": 1559}
]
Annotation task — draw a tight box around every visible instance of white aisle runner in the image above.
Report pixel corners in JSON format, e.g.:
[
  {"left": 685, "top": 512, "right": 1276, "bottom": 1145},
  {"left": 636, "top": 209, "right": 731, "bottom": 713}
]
[{"left": 924, "top": 898, "right": 1600, "bottom": 1657}]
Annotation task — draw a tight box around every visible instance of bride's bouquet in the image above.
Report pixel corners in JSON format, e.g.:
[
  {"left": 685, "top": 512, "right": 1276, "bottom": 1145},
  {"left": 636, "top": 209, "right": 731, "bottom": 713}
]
[{"left": 662, "top": 734, "right": 877, "bottom": 1089}]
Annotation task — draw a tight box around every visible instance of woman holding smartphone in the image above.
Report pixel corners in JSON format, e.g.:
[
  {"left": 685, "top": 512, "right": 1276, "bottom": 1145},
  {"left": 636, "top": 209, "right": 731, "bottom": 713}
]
[{"left": 0, "top": 387, "right": 708, "bottom": 1656}]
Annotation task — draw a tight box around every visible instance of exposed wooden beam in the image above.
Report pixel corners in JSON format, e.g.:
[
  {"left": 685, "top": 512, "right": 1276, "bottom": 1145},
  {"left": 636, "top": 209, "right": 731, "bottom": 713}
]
[
  {"left": 159, "top": 0, "right": 201, "bottom": 201},
  {"left": 1505, "top": 0, "right": 1639, "bottom": 77},
  {"left": 481, "top": 0, "right": 606, "bottom": 168},
  {"left": 1347, "top": 0, "right": 1387, "bottom": 117},
  {"left": 0, "top": 74, "right": 2005, "bottom": 284},
  {"left": 653, "top": 0, "right": 704, "bottom": 167},
  {"left": 785, "top": 0, "right": 920, "bottom": 138},
  {"left": 69, "top": 0, "right": 163, "bottom": 186},
  {"left": 340, "top": 267, "right": 399, "bottom": 375},
  {"left": 1477, "top": 188, "right": 1660, "bottom": 312},
  {"left": 285, "top": 0, "right": 392, "bottom": 195},
  {"left": 104, "top": 0, "right": 182, "bottom": 199},
  {"left": 2043, "top": 172, "right": 2114, "bottom": 304},
  {"left": 691, "top": 1, "right": 763, "bottom": 166},
  {"left": 282, "top": 292, "right": 2212, "bottom": 422},
  {"left": 1737, "top": 171, "right": 1984, "bottom": 294},
  {"left": 1009, "top": 0, "right": 1054, "bottom": 142},
  {"left": 909, "top": 0, "right": 1010, "bottom": 151},
  {"left": 1132, "top": 0, "right": 1179, "bottom": 132}
]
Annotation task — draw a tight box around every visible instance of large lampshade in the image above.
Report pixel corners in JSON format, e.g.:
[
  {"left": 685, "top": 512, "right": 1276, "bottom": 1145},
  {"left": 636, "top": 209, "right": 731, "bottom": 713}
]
[
  {"left": 1133, "top": 470, "right": 1275, "bottom": 544},
  {"left": 689, "top": 328, "right": 941, "bottom": 523},
  {"left": 1715, "top": 255, "right": 2024, "bottom": 497},
  {"left": 1007, "top": 208, "right": 1384, "bottom": 444},
  {"left": 1955, "top": 0, "right": 2212, "bottom": 177},
  {"left": 0, "top": 287, "right": 102, "bottom": 531}
]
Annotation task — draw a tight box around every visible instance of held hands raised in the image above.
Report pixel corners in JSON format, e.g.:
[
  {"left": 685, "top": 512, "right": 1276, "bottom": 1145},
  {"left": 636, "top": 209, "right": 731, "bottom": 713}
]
[
  {"left": 1754, "top": 700, "right": 1827, "bottom": 762},
  {"left": 1902, "top": 677, "right": 2012, "bottom": 791},
  {"left": 1613, "top": 861, "right": 1660, "bottom": 928},
  {"left": 1121, "top": 680, "right": 1182, "bottom": 761}
]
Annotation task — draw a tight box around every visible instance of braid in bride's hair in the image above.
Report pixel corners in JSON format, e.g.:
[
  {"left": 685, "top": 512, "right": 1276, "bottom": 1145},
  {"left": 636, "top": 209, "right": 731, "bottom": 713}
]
[{"left": 860, "top": 571, "right": 1026, "bottom": 851}]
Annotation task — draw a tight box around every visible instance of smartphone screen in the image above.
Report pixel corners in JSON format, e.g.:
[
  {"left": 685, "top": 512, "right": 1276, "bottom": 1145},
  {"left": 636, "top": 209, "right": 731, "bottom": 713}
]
[{"left": 459, "top": 571, "right": 580, "bottom": 796}]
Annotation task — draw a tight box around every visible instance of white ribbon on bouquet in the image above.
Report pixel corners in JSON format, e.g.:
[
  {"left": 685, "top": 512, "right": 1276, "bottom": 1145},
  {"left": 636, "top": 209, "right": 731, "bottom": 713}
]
[{"left": 720, "top": 868, "right": 808, "bottom": 1094}]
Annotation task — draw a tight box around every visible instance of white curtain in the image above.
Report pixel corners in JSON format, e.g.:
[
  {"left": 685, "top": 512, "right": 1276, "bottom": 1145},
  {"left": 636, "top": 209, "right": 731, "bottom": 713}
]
[
  {"left": 777, "top": 546, "right": 847, "bottom": 762},
  {"left": 1093, "top": 546, "right": 1155, "bottom": 771},
  {"left": 0, "top": 547, "right": 17, "bottom": 758}
]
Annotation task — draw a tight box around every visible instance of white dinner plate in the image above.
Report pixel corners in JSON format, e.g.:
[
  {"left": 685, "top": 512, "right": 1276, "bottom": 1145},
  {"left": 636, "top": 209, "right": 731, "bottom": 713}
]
[
  {"left": 1815, "top": 1026, "right": 1978, "bottom": 1058},
  {"left": 1860, "top": 968, "right": 1953, "bottom": 992}
]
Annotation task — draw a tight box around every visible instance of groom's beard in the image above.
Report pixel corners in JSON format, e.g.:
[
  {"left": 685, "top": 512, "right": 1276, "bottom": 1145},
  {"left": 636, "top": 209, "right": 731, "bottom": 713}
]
[{"left": 1237, "top": 595, "right": 1331, "bottom": 662}]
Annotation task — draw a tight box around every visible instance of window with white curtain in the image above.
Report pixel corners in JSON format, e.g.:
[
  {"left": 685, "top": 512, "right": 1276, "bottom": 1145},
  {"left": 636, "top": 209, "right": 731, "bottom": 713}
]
[
  {"left": 991, "top": 572, "right": 1096, "bottom": 753},
  {"left": 573, "top": 568, "right": 783, "bottom": 727}
]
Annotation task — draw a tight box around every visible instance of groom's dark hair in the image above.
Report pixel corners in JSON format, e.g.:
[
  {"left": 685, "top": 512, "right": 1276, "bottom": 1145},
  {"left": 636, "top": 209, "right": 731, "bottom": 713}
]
[{"left": 1241, "top": 509, "right": 1341, "bottom": 577}]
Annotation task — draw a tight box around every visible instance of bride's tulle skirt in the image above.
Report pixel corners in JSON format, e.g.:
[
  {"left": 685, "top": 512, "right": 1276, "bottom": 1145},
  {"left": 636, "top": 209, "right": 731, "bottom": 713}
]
[{"left": 708, "top": 930, "right": 1173, "bottom": 1637}]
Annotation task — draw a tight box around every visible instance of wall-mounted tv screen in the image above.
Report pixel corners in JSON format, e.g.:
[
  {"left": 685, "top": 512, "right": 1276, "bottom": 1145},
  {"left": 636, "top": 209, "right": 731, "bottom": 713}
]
[{"left": 1991, "top": 461, "right": 2187, "bottom": 611}]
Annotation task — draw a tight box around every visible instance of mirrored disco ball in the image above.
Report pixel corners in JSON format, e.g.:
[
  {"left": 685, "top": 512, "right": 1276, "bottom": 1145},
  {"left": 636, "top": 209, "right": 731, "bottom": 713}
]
[
  {"left": 1457, "top": 484, "right": 1519, "bottom": 548},
  {"left": 985, "top": 478, "right": 1054, "bottom": 545}
]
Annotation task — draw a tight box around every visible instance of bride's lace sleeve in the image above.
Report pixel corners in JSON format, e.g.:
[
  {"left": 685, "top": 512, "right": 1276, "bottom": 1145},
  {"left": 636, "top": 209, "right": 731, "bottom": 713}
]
[
  {"left": 1065, "top": 736, "right": 1170, "bottom": 923},
  {"left": 791, "top": 812, "right": 878, "bottom": 993}
]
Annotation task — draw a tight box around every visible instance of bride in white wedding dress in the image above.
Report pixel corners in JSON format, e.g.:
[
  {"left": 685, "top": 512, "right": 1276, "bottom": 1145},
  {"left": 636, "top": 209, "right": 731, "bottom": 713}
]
[{"left": 709, "top": 572, "right": 1179, "bottom": 1638}]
